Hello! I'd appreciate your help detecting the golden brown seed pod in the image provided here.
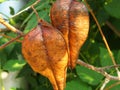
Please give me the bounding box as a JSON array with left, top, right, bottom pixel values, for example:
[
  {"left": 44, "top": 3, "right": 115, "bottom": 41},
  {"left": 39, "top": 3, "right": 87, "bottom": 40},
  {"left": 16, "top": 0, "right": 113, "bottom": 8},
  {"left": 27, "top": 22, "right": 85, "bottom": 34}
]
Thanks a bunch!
[
  {"left": 50, "top": 0, "right": 89, "bottom": 69},
  {"left": 22, "top": 20, "right": 68, "bottom": 90}
]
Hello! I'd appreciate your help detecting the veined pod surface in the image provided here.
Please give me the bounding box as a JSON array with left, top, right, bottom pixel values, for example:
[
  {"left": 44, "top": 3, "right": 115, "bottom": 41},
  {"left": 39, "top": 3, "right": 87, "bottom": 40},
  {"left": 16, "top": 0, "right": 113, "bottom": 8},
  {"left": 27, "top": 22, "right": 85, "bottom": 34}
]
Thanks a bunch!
[
  {"left": 50, "top": 0, "right": 89, "bottom": 69},
  {"left": 22, "top": 20, "right": 68, "bottom": 90}
]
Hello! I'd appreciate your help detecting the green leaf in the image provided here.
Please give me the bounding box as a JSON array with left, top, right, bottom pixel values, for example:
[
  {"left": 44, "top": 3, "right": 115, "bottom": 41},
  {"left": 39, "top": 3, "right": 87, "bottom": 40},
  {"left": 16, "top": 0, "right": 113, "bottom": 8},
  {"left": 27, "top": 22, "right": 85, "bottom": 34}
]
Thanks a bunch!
[
  {"left": 99, "top": 45, "right": 113, "bottom": 66},
  {"left": 0, "top": 49, "right": 7, "bottom": 67},
  {"left": 76, "top": 65, "right": 103, "bottom": 85},
  {"left": 115, "top": 50, "right": 120, "bottom": 64},
  {"left": 9, "top": 6, "right": 15, "bottom": 15},
  {"left": 65, "top": 78, "right": 92, "bottom": 90},
  {"left": 105, "top": 80, "right": 120, "bottom": 90},
  {"left": 110, "top": 19, "right": 120, "bottom": 31},
  {"left": 96, "top": 8, "right": 109, "bottom": 25},
  {"left": 3, "top": 60, "right": 26, "bottom": 71},
  {"left": 24, "top": 14, "right": 37, "bottom": 33},
  {"left": 104, "top": 0, "right": 120, "bottom": 18}
]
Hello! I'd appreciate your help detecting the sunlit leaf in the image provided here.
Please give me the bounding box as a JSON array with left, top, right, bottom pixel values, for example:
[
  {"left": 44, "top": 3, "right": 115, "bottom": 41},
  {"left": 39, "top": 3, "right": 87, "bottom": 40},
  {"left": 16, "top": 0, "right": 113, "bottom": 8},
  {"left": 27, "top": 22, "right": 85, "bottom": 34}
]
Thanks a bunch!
[
  {"left": 76, "top": 65, "right": 103, "bottom": 85},
  {"left": 99, "top": 45, "right": 113, "bottom": 66},
  {"left": 65, "top": 78, "right": 92, "bottom": 90},
  {"left": 3, "top": 60, "right": 26, "bottom": 71}
]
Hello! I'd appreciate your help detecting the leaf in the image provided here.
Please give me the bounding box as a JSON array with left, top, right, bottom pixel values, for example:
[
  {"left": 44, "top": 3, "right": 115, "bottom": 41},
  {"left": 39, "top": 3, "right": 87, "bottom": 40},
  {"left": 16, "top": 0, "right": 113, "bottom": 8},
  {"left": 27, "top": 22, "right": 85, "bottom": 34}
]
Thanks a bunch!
[
  {"left": 0, "top": 49, "right": 7, "bottom": 67},
  {"left": 24, "top": 14, "right": 37, "bottom": 33},
  {"left": 105, "top": 80, "right": 120, "bottom": 90},
  {"left": 65, "top": 78, "right": 92, "bottom": 90},
  {"left": 3, "top": 60, "right": 26, "bottom": 71},
  {"left": 21, "top": 0, "right": 50, "bottom": 28},
  {"left": 99, "top": 45, "right": 113, "bottom": 66},
  {"left": 76, "top": 65, "right": 103, "bottom": 85},
  {"left": 104, "top": 0, "right": 120, "bottom": 19},
  {"left": 9, "top": 6, "right": 15, "bottom": 15},
  {"left": 17, "top": 64, "right": 34, "bottom": 78},
  {"left": 110, "top": 19, "right": 120, "bottom": 31},
  {"left": 96, "top": 8, "right": 109, "bottom": 25},
  {"left": 115, "top": 50, "right": 120, "bottom": 64}
]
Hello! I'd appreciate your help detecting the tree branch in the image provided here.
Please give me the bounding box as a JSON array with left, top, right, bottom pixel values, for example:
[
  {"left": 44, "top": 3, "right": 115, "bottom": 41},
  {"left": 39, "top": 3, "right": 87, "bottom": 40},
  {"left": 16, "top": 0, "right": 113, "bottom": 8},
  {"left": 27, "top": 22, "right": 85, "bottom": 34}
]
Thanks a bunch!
[
  {"left": 0, "top": 16, "right": 24, "bottom": 35},
  {"left": 100, "top": 78, "right": 110, "bottom": 90},
  {"left": 77, "top": 59, "right": 120, "bottom": 80},
  {"left": 0, "top": 35, "right": 23, "bottom": 49},
  {"left": 0, "top": 34, "right": 22, "bottom": 42}
]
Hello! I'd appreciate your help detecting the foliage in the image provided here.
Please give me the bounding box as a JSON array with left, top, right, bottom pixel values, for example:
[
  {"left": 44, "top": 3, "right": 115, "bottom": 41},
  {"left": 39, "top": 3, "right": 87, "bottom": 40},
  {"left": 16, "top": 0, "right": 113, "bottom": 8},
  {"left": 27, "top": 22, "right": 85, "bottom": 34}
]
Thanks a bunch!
[{"left": 0, "top": 0, "right": 120, "bottom": 90}]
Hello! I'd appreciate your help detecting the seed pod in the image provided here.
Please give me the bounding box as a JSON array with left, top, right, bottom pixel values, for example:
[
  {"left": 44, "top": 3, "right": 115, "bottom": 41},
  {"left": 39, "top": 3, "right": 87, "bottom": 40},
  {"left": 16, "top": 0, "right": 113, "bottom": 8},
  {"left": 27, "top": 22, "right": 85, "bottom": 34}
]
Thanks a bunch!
[
  {"left": 50, "top": 0, "right": 89, "bottom": 69},
  {"left": 22, "top": 20, "right": 68, "bottom": 90}
]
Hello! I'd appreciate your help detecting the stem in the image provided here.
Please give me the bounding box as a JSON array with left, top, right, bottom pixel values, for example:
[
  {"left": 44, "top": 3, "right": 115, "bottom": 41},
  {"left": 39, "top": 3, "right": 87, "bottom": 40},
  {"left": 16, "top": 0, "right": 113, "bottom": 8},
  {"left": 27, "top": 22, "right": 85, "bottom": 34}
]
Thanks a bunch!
[
  {"left": 0, "top": 34, "right": 22, "bottom": 42},
  {"left": 0, "top": 16, "right": 24, "bottom": 35},
  {"left": 0, "top": 35, "right": 24, "bottom": 49},
  {"left": 100, "top": 78, "right": 110, "bottom": 90}
]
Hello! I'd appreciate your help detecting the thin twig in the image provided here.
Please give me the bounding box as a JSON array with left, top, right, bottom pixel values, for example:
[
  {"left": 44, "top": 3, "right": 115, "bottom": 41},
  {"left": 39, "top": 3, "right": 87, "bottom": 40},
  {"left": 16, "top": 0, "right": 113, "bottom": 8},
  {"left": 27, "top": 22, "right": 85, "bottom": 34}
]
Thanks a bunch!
[
  {"left": 0, "top": 16, "right": 24, "bottom": 35},
  {"left": 106, "top": 21, "right": 120, "bottom": 37},
  {"left": 100, "top": 78, "right": 110, "bottom": 90},
  {"left": 84, "top": 0, "right": 120, "bottom": 78},
  {"left": 101, "top": 64, "right": 120, "bottom": 70},
  {"left": 31, "top": 5, "right": 40, "bottom": 23},
  {"left": 77, "top": 59, "right": 120, "bottom": 80},
  {"left": 0, "top": 35, "right": 23, "bottom": 49},
  {"left": 10, "top": 0, "right": 41, "bottom": 19},
  {"left": 0, "top": 34, "right": 22, "bottom": 42}
]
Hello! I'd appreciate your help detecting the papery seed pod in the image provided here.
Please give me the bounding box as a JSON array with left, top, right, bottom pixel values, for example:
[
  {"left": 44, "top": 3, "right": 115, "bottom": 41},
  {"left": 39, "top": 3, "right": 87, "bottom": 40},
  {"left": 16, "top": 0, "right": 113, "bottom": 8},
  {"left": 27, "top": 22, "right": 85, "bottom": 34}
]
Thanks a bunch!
[
  {"left": 50, "top": 0, "right": 89, "bottom": 69},
  {"left": 22, "top": 20, "right": 68, "bottom": 90}
]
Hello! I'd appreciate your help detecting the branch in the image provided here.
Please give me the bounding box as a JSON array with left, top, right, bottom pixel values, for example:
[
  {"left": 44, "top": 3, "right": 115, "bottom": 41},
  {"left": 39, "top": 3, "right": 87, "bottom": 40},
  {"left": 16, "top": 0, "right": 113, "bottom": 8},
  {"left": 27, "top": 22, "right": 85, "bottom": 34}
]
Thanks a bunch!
[
  {"left": 77, "top": 59, "right": 120, "bottom": 80},
  {"left": 100, "top": 78, "right": 110, "bottom": 90},
  {"left": 0, "top": 34, "right": 22, "bottom": 42},
  {"left": 0, "top": 35, "right": 23, "bottom": 49},
  {"left": 84, "top": 0, "right": 120, "bottom": 77},
  {"left": 0, "top": 16, "right": 24, "bottom": 35}
]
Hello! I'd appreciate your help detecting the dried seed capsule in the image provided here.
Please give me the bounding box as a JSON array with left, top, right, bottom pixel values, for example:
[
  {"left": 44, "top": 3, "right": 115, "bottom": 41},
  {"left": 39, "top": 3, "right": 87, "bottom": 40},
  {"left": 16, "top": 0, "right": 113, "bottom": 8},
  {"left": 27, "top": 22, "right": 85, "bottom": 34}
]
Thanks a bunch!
[
  {"left": 22, "top": 20, "right": 68, "bottom": 90},
  {"left": 50, "top": 0, "right": 89, "bottom": 69}
]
